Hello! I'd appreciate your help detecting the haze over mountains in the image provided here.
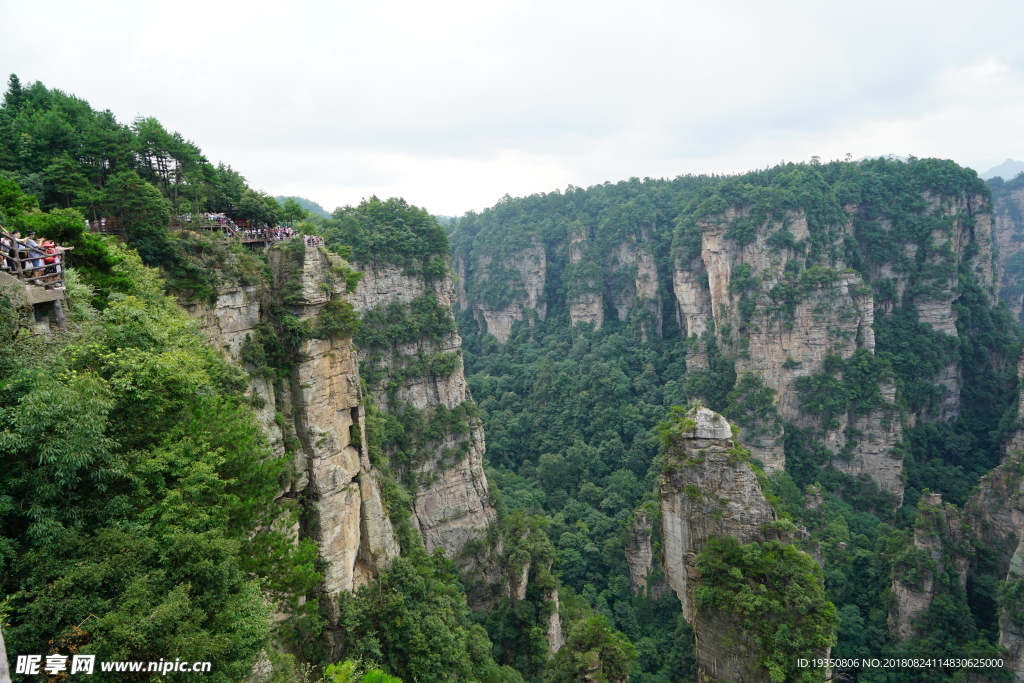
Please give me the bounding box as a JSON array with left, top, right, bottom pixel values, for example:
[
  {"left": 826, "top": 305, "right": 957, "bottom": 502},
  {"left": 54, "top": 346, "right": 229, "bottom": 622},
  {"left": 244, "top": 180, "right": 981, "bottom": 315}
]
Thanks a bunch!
[{"left": 981, "top": 159, "right": 1024, "bottom": 180}]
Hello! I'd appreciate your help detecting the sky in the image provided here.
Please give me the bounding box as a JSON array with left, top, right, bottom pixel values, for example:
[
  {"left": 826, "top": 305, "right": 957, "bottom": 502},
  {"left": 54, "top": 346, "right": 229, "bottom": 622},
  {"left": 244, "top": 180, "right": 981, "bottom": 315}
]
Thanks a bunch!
[{"left": 3, "top": 0, "right": 1024, "bottom": 216}]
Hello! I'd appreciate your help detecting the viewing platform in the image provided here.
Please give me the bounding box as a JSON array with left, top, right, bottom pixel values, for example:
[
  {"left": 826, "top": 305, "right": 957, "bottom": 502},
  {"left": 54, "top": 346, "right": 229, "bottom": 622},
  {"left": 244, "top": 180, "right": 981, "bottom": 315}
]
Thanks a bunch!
[{"left": 1, "top": 227, "right": 68, "bottom": 331}]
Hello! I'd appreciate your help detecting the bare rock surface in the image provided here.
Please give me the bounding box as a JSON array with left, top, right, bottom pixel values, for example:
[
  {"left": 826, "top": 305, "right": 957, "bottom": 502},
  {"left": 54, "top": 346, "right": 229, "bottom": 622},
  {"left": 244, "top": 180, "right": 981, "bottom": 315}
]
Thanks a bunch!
[{"left": 353, "top": 262, "right": 498, "bottom": 559}]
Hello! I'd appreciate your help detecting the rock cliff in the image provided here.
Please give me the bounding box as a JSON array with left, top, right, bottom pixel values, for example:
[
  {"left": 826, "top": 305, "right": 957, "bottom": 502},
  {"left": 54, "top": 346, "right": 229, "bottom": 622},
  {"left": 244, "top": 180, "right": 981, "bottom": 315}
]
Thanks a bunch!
[
  {"left": 660, "top": 407, "right": 827, "bottom": 682},
  {"left": 454, "top": 171, "right": 995, "bottom": 505},
  {"left": 694, "top": 208, "right": 898, "bottom": 479},
  {"left": 351, "top": 261, "right": 497, "bottom": 558},
  {"left": 468, "top": 243, "right": 547, "bottom": 344},
  {"left": 181, "top": 244, "right": 400, "bottom": 644},
  {"left": 624, "top": 509, "right": 654, "bottom": 592},
  {"left": 888, "top": 493, "right": 970, "bottom": 641},
  {"left": 991, "top": 181, "right": 1024, "bottom": 323},
  {"left": 964, "top": 354, "right": 1024, "bottom": 679},
  {"left": 180, "top": 242, "right": 499, "bottom": 647},
  {"left": 968, "top": 455, "right": 1024, "bottom": 681}
]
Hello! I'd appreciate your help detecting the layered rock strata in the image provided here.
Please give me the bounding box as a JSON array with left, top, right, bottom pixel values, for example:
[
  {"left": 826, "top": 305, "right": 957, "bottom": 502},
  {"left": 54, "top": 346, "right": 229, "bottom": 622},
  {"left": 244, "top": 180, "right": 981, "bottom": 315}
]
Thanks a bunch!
[{"left": 352, "top": 261, "right": 497, "bottom": 558}]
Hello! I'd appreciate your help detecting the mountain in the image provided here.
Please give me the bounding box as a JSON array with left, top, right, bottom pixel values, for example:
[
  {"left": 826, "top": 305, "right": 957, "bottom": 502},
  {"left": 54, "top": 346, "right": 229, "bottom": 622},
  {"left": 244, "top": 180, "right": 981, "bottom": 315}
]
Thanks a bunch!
[
  {"left": 6, "top": 72, "right": 1024, "bottom": 683},
  {"left": 451, "top": 158, "right": 1019, "bottom": 681},
  {"left": 980, "top": 158, "right": 1024, "bottom": 181},
  {"left": 274, "top": 195, "right": 332, "bottom": 218}
]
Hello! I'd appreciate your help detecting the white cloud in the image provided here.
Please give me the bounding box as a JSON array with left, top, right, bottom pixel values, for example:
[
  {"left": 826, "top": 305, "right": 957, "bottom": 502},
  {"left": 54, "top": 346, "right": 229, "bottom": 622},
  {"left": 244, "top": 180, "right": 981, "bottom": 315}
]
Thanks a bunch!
[{"left": 3, "top": 0, "right": 1024, "bottom": 213}]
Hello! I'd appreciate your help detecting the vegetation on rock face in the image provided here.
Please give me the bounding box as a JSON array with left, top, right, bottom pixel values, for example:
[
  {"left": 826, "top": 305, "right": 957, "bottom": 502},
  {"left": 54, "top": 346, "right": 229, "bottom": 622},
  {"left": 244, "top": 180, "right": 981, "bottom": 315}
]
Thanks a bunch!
[
  {"left": 0, "top": 245, "right": 319, "bottom": 682},
  {"left": 451, "top": 158, "right": 1021, "bottom": 682},
  {"left": 695, "top": 536, "right": 837, "bottom": 683}
]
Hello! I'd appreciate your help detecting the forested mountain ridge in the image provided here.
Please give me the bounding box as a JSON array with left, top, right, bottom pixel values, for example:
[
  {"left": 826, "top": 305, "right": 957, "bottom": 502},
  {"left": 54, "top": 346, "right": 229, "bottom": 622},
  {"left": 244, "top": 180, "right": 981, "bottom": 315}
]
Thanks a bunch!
[
  {"left": 0, "top": 76, "right": 638, "bottom": 683},
  {"left": 451, "top": 160, "right": 1024, "bottom": 681}
]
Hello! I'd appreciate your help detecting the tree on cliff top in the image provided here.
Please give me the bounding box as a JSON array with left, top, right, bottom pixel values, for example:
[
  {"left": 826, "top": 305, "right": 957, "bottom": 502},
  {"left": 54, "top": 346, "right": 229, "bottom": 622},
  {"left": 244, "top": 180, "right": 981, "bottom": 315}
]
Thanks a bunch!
[{"left": 325, "top": 196, "right": 449, "bottom": 278}]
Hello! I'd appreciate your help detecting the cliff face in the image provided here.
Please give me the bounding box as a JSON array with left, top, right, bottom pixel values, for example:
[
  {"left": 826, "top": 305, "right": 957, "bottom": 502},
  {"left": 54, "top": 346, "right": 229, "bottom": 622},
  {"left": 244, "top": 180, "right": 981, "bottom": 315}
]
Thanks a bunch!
[
  {"left": 695, "top": 208, "right": 900, "bottom": 481},
  {"left": 352, "top": 262, "right": 497, "bottom": 558},
  {"left": 967, "top": 458, "right": 1024, "bottom": 681},
  {"left": 180, "top": 243, "right": 498, "bottom": 645},
  {"left": 992, "top": 183, "right": 1024, "bottom": 323},
  {"left": 624, "top": 509, "right": 654, "bottom": 592},
  {"left": 468, "top": 244, "right": 547, "bottom": 344},
  {"left": 181, "top": 245, "right": 400, "bottom": 644},
  {"left": 660, "top": 407, "right": 818, "bottom": 683},
  {"left": 964, "top": 354, "right": 1024, "bottom": 679},
  {"left": 888, "top": 493, "right": 970, "bottom": 641},
  {"left": 454, "top": 172, "right": 995, "bottom": 508}
]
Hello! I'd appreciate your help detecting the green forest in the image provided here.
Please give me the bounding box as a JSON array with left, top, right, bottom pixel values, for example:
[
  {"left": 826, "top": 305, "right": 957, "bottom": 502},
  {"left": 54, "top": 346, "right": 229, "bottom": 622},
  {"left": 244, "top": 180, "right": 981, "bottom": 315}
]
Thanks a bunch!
[{"left": 2, "top": 74, "right": 1024, "bottom": 683}]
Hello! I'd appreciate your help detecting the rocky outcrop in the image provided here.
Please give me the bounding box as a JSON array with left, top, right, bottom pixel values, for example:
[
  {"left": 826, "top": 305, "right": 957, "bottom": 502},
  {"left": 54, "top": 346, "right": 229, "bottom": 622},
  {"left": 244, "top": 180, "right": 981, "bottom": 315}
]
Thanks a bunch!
[
  {"left": 660, "top": 408, "right": 778, "bottom": 618},
  {"left": 888, "top": 493, "right": 970, "bottom": 641},
  {"left": 691, "top": 208, "right": 901, "bottom": 484},
  {"left": 181, "top": 244, "right": 401, "bottom": 646},
  {"left": 965, "top": 354, "right": 1024, "bottom": 679},
  {"left": 546, "top": 589, "right": 565, "bottom": 654},
  {"left": 624, "top": 509, "right": 654, "bottom": 592},
  {"left": 566, "top": 229, "right": 604, "bottom": 330},
  {"left": 608, "top": 240, "right": 662, "bottom": 340},
  {"left": 1004, "top": 355, "right": 1024, "bottom": 458},
  {"left": 969, "top": 455, "right": 1024, "bottom": 681},
  {"left": 993, "top": 185, "right": 1024, "bottom": 323},
  {"left": 661, "top": 408, "right": 811, "bottom": 682},
  {"left": 1000, "top": 544, "right": 1024, "bottom": 683},
  {"left": 353, "top": 262, "right": 497, "bottom": 559},
  {"left": 674, "top": 257, "right": 711, "bottom": 339},
  {"left": 470, "top": 245, "right": 547, "bottom": 344}
]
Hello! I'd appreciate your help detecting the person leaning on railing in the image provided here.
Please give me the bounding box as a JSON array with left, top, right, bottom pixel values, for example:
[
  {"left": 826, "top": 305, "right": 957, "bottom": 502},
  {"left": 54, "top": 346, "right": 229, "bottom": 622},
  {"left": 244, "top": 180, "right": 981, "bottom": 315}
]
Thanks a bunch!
[{"left": 1, "top": 230, "right": 13, "bottom": 271}]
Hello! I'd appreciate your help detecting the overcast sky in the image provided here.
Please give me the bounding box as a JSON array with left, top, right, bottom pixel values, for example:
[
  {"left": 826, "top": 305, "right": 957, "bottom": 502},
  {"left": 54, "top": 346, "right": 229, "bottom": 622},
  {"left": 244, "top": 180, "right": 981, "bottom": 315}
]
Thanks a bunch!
[{"left": 3, "top": 0, "right": 1024, "bottom": 215}]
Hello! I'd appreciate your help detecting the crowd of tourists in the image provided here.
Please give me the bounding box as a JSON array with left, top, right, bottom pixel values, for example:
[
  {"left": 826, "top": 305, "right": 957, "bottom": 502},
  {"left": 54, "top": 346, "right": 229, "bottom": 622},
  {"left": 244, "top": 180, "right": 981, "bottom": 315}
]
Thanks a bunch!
[
  {"left": 304, "top": 235, "right": 323, "bottom": 247},
  {"left": 244, "top": 226, "right": 296, "bottom": 241},
  {"left": 173, "top": 212, "right": 231, "bottom": 226},
  {"left": 0, "top": 228, "right": 71, "bottom": 287}
]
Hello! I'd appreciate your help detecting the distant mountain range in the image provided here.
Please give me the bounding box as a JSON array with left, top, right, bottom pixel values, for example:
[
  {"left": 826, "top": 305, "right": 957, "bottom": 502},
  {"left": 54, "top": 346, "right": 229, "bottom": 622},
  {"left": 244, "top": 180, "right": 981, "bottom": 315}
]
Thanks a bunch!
[
  {"left": 979, "top": 159, "right": 1024, "bottom": 181},
  {"left": 274, "top": 195, "right": 331, "bottom": 218}
]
